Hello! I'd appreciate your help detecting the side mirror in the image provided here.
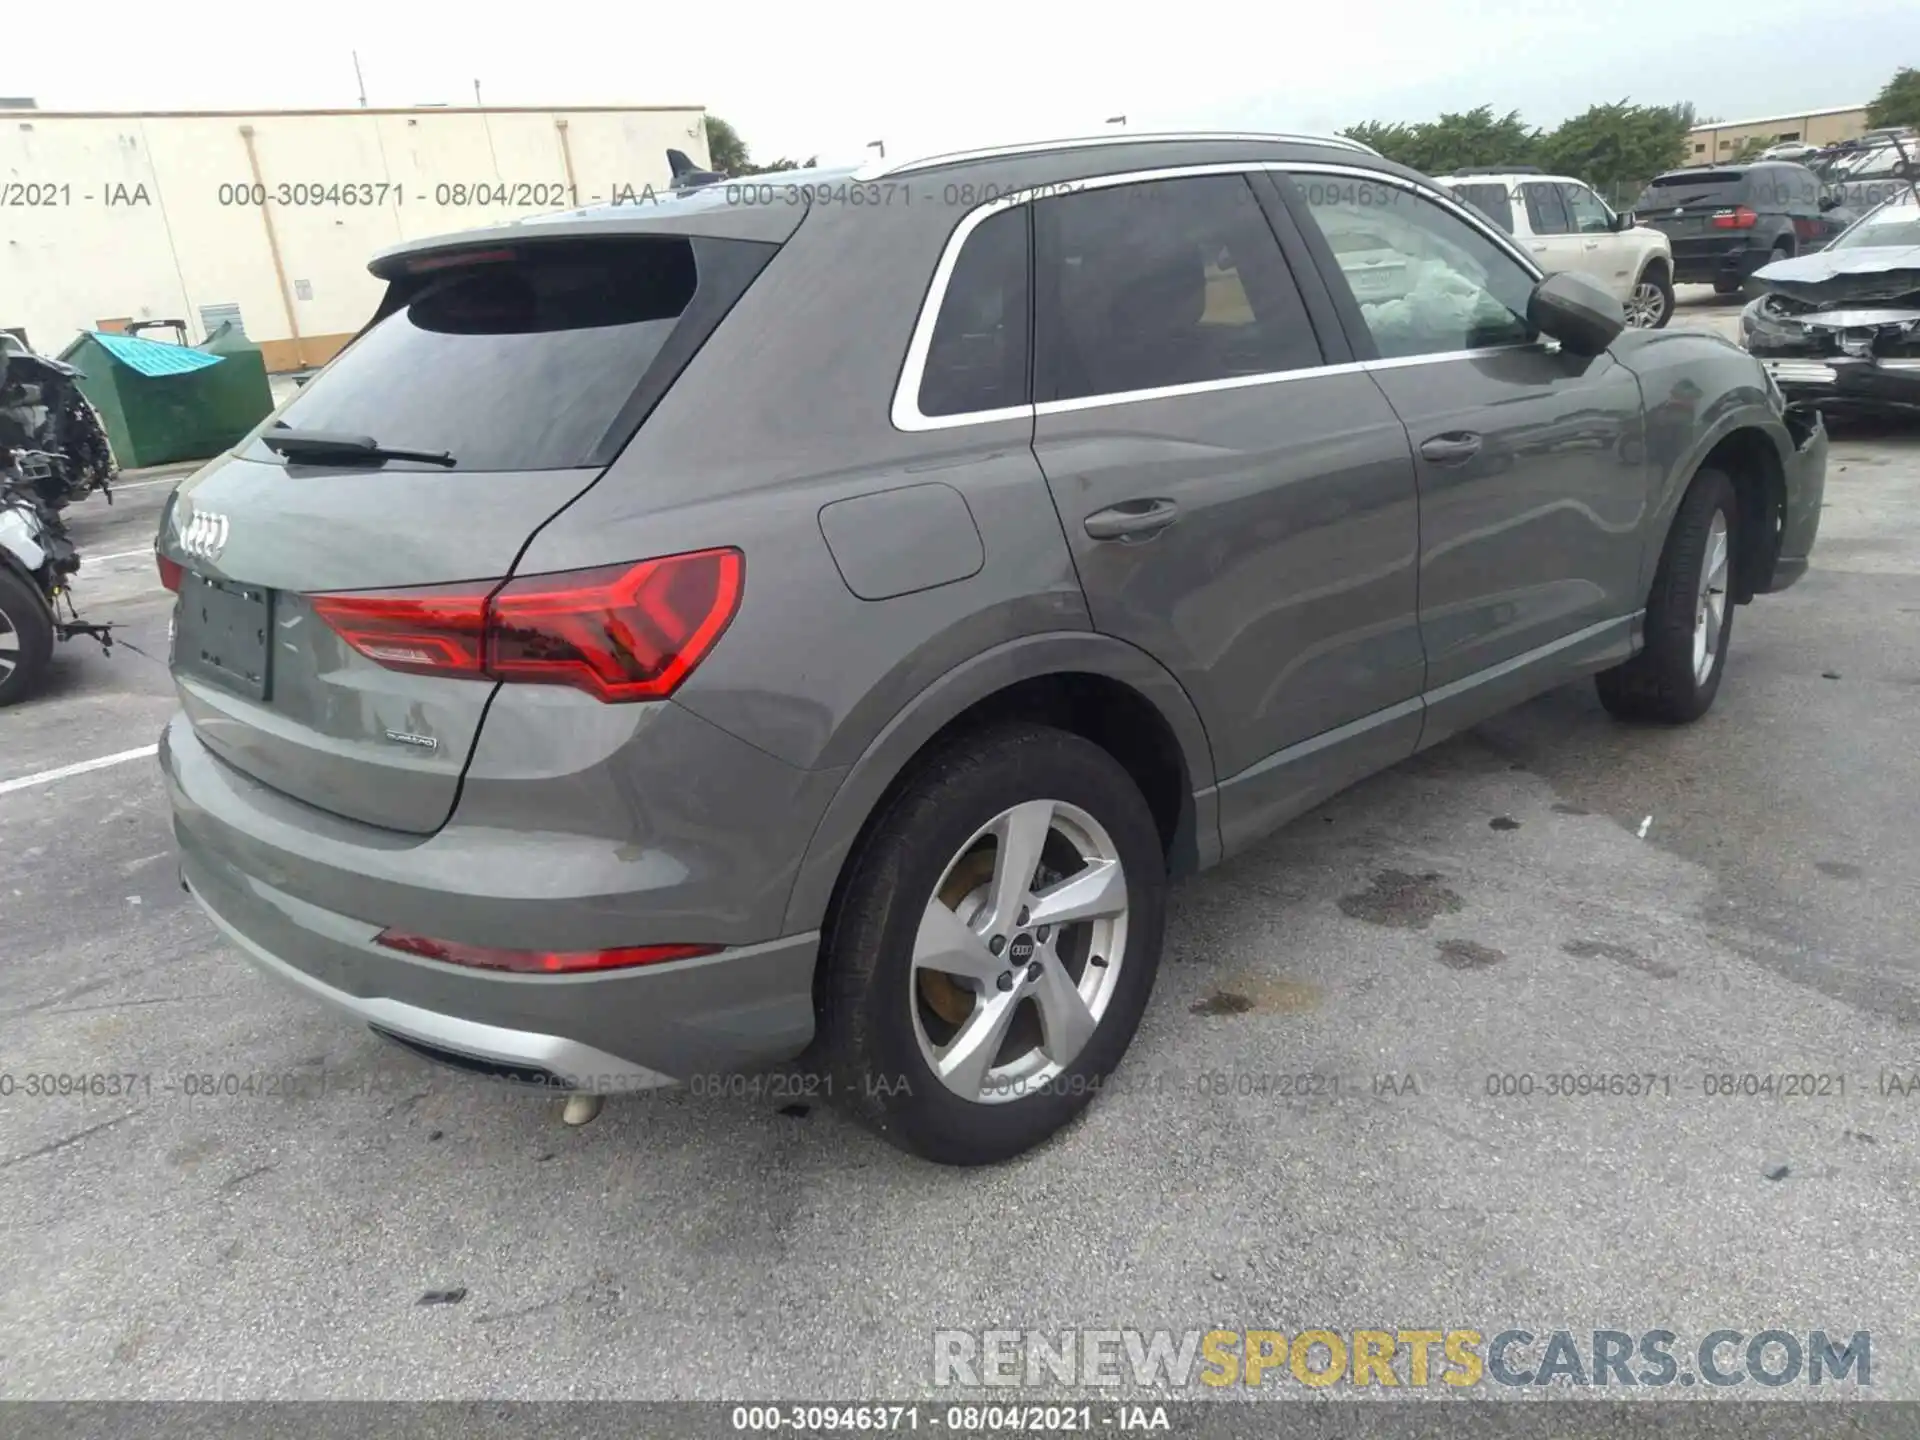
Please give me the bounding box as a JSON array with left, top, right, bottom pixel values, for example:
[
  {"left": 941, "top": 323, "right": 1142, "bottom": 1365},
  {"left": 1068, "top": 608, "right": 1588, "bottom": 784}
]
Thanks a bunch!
[
  {"left": 1818, "top": 194, "right": 1840, "bottom": 212},
  {"left": 1611, "top": 209, "right": 1637, "bottom": 231},
  {"left": 1528, "top": 271, "right": 1624, "bottom": 356}
]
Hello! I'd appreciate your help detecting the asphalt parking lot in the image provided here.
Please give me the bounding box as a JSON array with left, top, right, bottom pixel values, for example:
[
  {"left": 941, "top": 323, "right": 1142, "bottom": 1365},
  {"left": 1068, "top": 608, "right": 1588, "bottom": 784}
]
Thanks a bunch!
[{"left": 3, "top": 286, "right": 1917, "bottom": 1402}]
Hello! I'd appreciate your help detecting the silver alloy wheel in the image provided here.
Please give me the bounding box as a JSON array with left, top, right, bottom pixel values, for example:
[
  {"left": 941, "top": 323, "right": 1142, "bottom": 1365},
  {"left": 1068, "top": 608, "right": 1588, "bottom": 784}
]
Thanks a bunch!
[
  {"left": 1693, "top": 509, "right": 1730, "bottom": 684},
  {"left": 910, "top": 799, "right": 1129, "bottom": 1104},
  {"left": 0, "top": 601, "right": 18, "bottom": 682},
  {"left": 1625, "top": 279, "right": 1668, "bottom": 328}
]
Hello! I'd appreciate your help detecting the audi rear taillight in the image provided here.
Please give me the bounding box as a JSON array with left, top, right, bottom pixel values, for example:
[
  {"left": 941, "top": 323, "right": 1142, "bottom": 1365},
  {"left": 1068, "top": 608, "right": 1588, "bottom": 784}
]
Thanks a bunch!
[
  {"left": 374, "top": 930, "right": 718, "bottom": 974},
  {"left": 1712, "top": 206, "right": 1759, "bottom": 229},
  {"left": 156, "top": 552, "right": 183, "bottom": 593},
  {"left": 308, "top": 547, "right": 742, "bottom": 702}
]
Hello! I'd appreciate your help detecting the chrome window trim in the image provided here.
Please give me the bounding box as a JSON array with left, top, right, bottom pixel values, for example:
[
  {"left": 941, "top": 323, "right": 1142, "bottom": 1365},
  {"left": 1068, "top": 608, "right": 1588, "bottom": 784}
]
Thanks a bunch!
[
  {"left": 857, "top": 131, "right": 1377, "bottom": 182},
  {"left": 890, "top": 160, "right": 1546, "bottom": 433}
]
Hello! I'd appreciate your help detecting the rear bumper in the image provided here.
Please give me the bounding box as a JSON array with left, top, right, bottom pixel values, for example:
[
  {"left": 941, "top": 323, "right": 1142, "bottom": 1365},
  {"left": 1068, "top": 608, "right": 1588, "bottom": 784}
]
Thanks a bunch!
[
  {"left": 181, "top": 849, "right": 819, "bottom": 1089},
  {"left": 163, "top": 708, "right": 827, "bottom": 1085},
  {"left": 1669, "top": 243, "right": 1768, "bottom": 286},
  {"left": 1762, "top": 356, "right": 1920, "bottom": 419}
]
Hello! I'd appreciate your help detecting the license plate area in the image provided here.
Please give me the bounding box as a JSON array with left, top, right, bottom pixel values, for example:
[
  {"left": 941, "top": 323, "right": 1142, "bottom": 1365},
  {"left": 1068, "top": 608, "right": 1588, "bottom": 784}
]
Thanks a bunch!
[{"left": 179, "top": 571, "right": 272, "bottom": 702}]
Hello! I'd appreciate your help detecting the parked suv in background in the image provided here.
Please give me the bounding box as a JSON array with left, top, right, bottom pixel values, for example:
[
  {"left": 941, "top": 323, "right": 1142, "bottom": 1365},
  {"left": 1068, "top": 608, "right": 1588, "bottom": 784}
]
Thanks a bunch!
[
  {"left": 158, "top": 132, "right": 1827, "bottom": 1166},
  {"left": 1634, "top": 161, "right": 1847, "bottom": 294},
  {"left": 1435, "top": 167, "right": 1676, "bottom": 327}
]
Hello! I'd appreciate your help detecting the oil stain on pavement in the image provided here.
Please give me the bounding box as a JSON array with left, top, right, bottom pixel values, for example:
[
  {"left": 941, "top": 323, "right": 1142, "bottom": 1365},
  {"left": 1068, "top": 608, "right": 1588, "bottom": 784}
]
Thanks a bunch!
[{"left": 1338, "top": 870, "right": 1464, "bottom": 929}]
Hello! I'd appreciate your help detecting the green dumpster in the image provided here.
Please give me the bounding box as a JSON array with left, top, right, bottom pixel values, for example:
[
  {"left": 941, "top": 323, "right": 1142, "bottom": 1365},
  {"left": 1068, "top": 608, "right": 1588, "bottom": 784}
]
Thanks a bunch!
[{"left": 57, "top": 327, "right": 275, "bottom": 469}]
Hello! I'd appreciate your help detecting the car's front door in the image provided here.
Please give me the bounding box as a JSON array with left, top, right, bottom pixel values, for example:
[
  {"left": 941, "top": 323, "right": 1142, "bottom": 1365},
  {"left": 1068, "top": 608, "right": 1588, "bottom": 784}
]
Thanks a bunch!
[
  {"left": 1560, "top": 181, "right": 1632, "bottom": 299},
  {"left": 1279, "top": 170, "right": 1651, "bottom": 746},
  {"left": 1519, "top": 181, "right": 1584, "bottom": 277},
  {"left": 1027, "top": 170, "right": 1427, "bottom": 851}
]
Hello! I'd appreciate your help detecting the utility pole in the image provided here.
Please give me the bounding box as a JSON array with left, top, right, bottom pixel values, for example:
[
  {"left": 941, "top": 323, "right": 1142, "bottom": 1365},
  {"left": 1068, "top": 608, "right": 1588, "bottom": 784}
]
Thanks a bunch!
[
  {"left": 867, "top": 139, "right": 886, "bottom": 158},
  {"left": 352, "top": 51, "right": 367, "bottom": 107}
]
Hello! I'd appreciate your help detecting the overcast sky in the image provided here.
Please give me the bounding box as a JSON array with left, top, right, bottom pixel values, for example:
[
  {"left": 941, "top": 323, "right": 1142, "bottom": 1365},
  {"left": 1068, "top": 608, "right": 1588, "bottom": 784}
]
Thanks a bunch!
[{"left": 4, "top": 0, "right": 1915, "bottom": 166}]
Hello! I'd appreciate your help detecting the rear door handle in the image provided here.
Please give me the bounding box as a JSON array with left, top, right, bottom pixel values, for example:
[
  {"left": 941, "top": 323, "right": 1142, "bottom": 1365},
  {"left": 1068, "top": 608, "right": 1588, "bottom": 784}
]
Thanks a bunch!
[
  {"left": 1084, "top": 498, "right": 1180, "bottom": 541},
  {"left": 1419, "top": 432, "right": 1483, "bottom": 465}
]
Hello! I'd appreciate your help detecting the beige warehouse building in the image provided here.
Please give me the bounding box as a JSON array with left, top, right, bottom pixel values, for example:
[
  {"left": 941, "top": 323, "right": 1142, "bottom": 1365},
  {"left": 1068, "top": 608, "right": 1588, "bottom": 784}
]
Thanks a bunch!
[
  {"left": 1, "top": 103, "right": 709, "bottom": 372},
  {"left": 1685, "top": 104, "right": 1870, "bottom": 160}
]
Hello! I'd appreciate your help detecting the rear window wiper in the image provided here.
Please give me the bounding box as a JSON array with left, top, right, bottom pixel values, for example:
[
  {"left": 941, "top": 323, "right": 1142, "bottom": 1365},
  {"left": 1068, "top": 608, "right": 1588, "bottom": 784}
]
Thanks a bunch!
[{"left": 261, "top": 425, "right": 457, "bottom": 468}]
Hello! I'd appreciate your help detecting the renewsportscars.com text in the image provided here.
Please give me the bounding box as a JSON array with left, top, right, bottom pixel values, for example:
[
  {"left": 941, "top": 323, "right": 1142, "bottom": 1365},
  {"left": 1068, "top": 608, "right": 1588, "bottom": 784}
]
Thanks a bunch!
[{"left": 933, "top": 1327, "right": 1871, "bottom": 1389}]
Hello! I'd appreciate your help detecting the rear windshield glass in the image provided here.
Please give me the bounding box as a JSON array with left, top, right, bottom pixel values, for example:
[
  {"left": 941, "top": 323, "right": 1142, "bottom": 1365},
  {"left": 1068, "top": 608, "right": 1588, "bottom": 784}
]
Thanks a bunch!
[
  {"left": 1447, "top": 183, "right": 1516, "bottom": 233},
  {"left": 1635, "top": 171, "right": 1748, "bottom": 209},
  {"left": 247, "top": 238, "right": 697, "bottom": 472}
]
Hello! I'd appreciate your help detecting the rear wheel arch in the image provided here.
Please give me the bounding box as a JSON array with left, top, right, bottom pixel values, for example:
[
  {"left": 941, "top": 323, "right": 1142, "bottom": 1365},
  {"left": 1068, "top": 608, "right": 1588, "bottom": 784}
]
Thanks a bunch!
[{"left": 780, "top": 635, "right": 1219, "bottom": 938}]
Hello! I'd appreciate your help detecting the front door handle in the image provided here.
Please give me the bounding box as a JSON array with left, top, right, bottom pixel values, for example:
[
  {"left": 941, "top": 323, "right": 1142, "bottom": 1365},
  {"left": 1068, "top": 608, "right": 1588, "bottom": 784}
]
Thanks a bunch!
[
  {"left": 1084, "top": 498, "right": 1180, "bottom": 541},
  {"left": 1419, "top": 432, "right": 1483, "bottom": 465}
]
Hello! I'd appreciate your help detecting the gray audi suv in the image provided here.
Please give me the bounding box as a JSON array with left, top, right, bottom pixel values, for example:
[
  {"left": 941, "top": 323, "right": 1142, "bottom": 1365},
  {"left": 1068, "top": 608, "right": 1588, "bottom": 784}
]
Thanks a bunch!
[{"left": 158, "top": 132, "right": 1827, "bottom": 1164}]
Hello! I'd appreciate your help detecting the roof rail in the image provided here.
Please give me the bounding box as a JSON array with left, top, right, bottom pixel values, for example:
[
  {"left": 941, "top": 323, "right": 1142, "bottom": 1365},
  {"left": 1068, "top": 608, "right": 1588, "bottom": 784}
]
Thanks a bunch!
[{"left": 854, "top": 130, "right": 1379, "bottom": 180}]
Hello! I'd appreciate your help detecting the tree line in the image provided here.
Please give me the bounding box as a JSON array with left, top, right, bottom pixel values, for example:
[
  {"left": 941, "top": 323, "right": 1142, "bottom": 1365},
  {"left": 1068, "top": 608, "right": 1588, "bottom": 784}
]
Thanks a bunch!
[{"left": 701, "top": 67, "right": 1920, "bottom": 197}]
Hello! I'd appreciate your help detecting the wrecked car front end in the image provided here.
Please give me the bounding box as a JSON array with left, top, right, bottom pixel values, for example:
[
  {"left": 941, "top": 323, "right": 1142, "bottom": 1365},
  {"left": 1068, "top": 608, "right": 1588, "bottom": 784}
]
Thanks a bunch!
[{"left": 1741, "top": 196, "right": 1920, "bottom": 418}]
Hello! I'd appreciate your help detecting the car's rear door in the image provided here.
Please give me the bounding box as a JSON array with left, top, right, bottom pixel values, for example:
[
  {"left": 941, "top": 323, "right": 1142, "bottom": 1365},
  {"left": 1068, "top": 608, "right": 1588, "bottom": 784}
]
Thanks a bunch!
[
  {"left": 162, "top": 223, "right": 782, "bottom": 834},
  {"left": 1636, "top": 169, "right": 1758, "bottom": 275},
  {"left": 1276, "top": 168, "right": 1651, "bottom": 746},
  {"left": 1026, "top": 168, "right": 1426, "bottom": 849}
]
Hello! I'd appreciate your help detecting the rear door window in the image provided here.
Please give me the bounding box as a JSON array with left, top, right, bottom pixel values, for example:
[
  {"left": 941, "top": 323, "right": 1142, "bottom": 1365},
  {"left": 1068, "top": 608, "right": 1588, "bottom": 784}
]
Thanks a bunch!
[
  {"left": 248, "top": 237, "right": 703, "bottom": 472},
  {"left": 1522, "top": 183, "right": 1572, "bottom": 235},
  {"left": 1031, "top": 174, "right": 1324, "bottom": 403},
  {"left": 1447, "top": 183, "right": 1517, "bottom": 234},
  {"left": 917, "top": 206, "right": 1031, "bottom": 418}
]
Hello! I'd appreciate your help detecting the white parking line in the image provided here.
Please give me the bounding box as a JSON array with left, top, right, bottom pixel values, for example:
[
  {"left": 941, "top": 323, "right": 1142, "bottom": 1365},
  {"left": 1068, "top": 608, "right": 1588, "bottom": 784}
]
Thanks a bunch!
[
  {"left": 0, "top": 745, "right": 160, "bottom": 796},
  {"left": 80, "top": 547, "right": 157, "bottom": 567}
]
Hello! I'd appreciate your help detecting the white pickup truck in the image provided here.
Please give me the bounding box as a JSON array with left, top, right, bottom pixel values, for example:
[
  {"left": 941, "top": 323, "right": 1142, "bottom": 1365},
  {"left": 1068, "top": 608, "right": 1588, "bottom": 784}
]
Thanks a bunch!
[{"left": 1435, "top": 167, "right": 1676, "bottom": 328}]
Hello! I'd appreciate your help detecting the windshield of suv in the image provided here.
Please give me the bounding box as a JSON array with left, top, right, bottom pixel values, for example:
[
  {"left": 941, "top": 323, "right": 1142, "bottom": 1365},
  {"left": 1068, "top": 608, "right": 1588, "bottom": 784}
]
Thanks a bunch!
[
  {"left": 1833, "top": 191, "right": 1920, "bottom": 249},
  {"left": 245, "top": 237, "right": 700, "bottom": 472}
]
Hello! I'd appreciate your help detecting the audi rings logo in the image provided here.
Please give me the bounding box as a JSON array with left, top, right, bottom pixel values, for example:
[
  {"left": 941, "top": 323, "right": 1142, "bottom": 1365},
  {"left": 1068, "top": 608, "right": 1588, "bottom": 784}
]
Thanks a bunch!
[{"left": 176, "top": 509, "right": 230, "bottom": 563}]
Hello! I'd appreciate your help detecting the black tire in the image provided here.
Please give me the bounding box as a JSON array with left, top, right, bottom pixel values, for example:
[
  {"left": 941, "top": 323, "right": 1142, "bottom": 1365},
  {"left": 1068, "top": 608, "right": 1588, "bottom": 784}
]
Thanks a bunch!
[
  {"left": 1631, "top": 262, "right": 1675, "bottom": 329},
  {"left": 817, "top": 722, "right": 1167, "bottom": 1166},
  {"left": 1596, "top": 467, "right": 1738, "bottom": 724},
  {"left": 1712, "top": 275, "right": 1744, "bottom": 296},
  {"left": 0, "top": 565, "right": 55, "bottom": 707}
]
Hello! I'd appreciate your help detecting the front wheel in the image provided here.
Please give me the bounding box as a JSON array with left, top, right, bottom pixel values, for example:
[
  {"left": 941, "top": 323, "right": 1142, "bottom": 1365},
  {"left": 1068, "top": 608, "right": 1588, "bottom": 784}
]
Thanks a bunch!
[
  {"left": 817, "top": 723, "right": 1167, "bottom": 1165},
  {"left": 0, "top": 566, "right": 55, "bottom": 707},
  {"left": 1596, "top": 467, "right": 1737, "bottom": 724},
  {"left": 1625, "top": 265, "right": 1674, "bottom": 328}
]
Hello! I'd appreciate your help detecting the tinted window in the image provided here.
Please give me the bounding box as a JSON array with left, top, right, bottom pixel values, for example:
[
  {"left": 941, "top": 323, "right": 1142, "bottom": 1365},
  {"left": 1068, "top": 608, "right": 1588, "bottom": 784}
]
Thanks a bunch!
[
  {"left": 1297, "top": 183, "right": 1536, "bottom": 360},
  {"left": 1523, "top": 182, "right": 1572, "bottom": 235},
  {"left": 1032, "top": 175, "right": 1322, "bottom": 403},
  {"left": 1635, "top": 171, "right": 1747, "bottom": 210},
  {"left": 1561, "top": 183, "right": 1613, "bottom": 234},
  {"left": 1448, "top": 183, "right": 1516, "bottom": 233},
  {"left": 254, "top": 239, "right": 699, "bottom": 472},
  {"left": 918, "top": 206, "right": 1031, "bottom": 417}
]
